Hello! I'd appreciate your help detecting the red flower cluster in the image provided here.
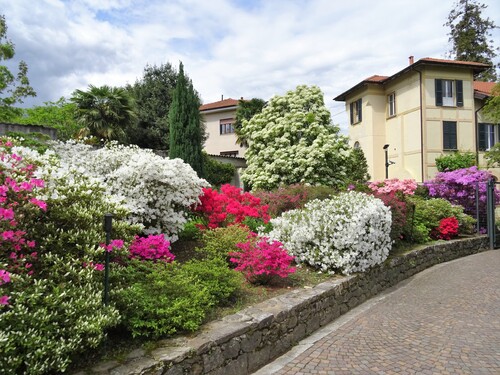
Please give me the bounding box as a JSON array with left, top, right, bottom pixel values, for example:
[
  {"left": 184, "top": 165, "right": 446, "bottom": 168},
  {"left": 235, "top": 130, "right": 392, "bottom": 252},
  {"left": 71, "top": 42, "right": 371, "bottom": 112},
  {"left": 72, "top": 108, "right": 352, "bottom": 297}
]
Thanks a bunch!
[
  {"left": 194, "top": 184, "right": 270, "bottom": 229},
  {"left": 229, "top": 236, "right": 296, "bottom": 284},
  {"left": 437, "top": 217, "right": 459, "bottom": 240}
]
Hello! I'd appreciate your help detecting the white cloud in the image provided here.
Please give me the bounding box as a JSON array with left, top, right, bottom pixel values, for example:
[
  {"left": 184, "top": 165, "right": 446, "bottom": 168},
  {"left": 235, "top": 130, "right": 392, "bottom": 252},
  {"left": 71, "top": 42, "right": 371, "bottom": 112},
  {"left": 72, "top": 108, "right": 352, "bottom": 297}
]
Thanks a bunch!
[{"left": 1, "top": 0, "right": 499, "bottom": 133}]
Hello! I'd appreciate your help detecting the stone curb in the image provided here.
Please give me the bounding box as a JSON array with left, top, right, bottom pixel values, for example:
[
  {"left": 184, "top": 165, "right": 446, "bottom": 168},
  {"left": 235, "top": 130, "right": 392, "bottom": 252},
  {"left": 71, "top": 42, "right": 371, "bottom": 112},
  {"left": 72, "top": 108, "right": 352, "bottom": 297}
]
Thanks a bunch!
[{"left": 77, "top": 236, "right": 489, "bottom": 375}]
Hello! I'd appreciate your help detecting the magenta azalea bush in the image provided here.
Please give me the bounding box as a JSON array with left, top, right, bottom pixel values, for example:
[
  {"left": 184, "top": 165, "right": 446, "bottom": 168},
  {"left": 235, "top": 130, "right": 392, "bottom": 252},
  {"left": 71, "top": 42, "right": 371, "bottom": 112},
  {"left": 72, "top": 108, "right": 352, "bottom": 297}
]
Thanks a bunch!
[
  {"left": 368, "top": 178, "right": 417, "bottom": 195},
  {"left": 230, "top": 236, "right": 296, "bottom": 284},
  {"left": 424, "top": 166, "right": 500, "bottom": 216},
  {"left": 129, "top": 234, "right": 175, "bottom": 262}
]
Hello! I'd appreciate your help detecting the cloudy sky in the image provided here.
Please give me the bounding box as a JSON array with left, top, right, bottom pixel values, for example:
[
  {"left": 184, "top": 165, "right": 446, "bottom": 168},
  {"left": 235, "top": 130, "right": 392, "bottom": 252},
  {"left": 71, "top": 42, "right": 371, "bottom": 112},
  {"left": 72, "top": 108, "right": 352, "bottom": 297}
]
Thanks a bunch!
[{"left": 2, "top": 0, "right": 500, "bottom": 131}]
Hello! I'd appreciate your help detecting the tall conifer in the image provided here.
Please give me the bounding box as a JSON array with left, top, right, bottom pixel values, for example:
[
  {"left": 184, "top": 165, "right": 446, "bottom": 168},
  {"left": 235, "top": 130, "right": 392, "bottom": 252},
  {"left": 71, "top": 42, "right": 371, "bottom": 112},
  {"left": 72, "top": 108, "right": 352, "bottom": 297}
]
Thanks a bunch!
[{"left": 168, "top": 62, "right": 205, "bottom": 177}]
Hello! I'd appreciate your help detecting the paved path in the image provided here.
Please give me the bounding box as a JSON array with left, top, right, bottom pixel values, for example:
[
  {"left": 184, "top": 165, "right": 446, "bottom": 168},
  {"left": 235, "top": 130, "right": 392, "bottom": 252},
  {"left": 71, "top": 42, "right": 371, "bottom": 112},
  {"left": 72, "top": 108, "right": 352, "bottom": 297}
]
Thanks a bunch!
[{"left": 253, "top": 250, "right": 500, "bottom": 375}]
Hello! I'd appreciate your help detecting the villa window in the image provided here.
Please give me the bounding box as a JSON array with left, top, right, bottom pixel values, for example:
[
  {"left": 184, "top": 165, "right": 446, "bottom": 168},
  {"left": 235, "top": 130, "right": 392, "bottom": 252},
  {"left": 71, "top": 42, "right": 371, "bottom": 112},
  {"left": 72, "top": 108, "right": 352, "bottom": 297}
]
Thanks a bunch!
[
  {"left": 443, "top": 121, "right": 457, "bottom": 150},
  {"left": 220, "top": 150, "right": 239, "bottom": 157},
  {"left": 219, "top": 118, "right": 235, "bottom": 134},
  {"left": 387, "top": 92, "right": 396, "bottom": 117},
  {"left": 478, "top": 123, "right": 499, "bottom": 151},
  {"left": 350, "top": 98, "right": 362, "bottom": 125},
  {"left": 435, "top": 79, "right": 463, "bottom": 107}
]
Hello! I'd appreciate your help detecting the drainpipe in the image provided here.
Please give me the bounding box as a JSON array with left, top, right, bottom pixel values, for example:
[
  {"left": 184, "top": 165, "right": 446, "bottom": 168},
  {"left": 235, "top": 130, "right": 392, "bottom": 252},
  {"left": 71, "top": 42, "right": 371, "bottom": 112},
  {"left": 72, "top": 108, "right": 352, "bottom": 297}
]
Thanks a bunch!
[
  {"left": 412, "top": 67, "right": 424, "bottom": 182},
  {"left": 475, "top": 102, "right": 486, "bottom": 166}
]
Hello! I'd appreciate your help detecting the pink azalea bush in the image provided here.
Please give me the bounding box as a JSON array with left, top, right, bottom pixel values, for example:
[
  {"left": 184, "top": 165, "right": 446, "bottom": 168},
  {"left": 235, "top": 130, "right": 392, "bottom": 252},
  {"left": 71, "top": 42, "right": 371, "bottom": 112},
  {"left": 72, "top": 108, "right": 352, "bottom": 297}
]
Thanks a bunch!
[
  {"left": 0, "top": 140, "right": 46, "bottom": 306},
  {"left": 229, "top": 236, "right": 296, "bottom": 284},
  {"left": 194, "top": 184, "right": 270, "bottom": 229},
  {"left": 129, "top": 234, "right": 175, "bottom": 262},
  {"left": 368, "top": 178, "right": 418, "bottom": 195}
]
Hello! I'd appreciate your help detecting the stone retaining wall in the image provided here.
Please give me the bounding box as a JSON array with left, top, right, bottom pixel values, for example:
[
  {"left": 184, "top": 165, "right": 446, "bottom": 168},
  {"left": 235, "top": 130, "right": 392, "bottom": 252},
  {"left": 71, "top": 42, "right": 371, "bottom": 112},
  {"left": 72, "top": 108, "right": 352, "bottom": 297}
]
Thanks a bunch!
[{"left": 83, "top": 236, "right": 489, "bottom": 375}]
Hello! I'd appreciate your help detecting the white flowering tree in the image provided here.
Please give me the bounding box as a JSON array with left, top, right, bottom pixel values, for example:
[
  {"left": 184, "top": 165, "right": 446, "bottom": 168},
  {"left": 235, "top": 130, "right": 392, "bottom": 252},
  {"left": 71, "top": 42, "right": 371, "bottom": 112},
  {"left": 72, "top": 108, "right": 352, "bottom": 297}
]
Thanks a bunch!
[{"left": 241, "top": 85, "right": 350, "bottom": 190}]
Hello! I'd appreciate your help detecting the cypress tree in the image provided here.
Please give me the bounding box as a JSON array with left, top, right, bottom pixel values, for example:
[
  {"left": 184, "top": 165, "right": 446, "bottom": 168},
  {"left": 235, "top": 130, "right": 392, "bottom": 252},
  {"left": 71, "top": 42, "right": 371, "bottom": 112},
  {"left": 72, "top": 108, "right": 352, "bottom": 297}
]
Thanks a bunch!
[{"left": 168, "top": 62, "right": 205, "bottom": 177}]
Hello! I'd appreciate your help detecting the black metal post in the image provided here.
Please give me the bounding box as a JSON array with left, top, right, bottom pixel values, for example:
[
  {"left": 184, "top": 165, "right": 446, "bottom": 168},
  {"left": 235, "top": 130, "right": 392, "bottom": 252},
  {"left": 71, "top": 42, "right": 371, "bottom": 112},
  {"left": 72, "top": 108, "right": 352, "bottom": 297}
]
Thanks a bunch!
[
  {"left": 383, "top": 144, "right": 389, "bottom": 179},
  {"left": 475, "top": 181, "right": 480, "bottom": 233},
  {"left": 103, "top": 213, "right": 113, "bottom": 305},
  {"left": 486, "top": 179, "right": 495, "bottom": 250}
]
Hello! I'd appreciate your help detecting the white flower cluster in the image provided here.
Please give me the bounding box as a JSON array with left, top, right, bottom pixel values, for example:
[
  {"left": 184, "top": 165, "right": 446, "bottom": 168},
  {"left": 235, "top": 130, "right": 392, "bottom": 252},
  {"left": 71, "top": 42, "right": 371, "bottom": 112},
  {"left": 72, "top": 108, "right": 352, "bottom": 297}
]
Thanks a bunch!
[
  {"left": 241, "top": 85, "right": 351, "bottom": 190},
  {"left": 49, "top": 141, "right": 208, "bottom": 237},
  {"left": 268, "top": 191, "right": 392, "bottom": 274}
]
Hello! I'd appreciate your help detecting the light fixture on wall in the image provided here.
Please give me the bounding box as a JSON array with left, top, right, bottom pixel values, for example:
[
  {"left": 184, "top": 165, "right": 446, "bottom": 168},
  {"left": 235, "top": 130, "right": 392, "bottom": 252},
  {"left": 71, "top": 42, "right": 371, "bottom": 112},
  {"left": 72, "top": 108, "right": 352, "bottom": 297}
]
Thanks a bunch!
[{"left": 383, "top": 144, "right": 395, "bottom": 179}]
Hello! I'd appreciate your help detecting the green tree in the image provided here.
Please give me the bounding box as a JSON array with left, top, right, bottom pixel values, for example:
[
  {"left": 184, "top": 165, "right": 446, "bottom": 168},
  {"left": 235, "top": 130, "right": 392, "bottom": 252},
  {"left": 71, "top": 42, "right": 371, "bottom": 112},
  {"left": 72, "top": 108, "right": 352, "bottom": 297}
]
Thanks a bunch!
[
  {"left": 345, "top": 147, "right": 370, "bottom": 183},
  {"left": 71, "top": 85, "right": 136, "bottom": 142},
  {"left": 202, "top": 152, "right": 235, "bottom": 187},
  {"left": 126, "top": 63, "right": 177, "bottom": 149},
  {"left": 241, "top": 85, "right": 350, "bottom": 190},
  {"left": 234, "top": 98, "right": 266, "bottom": 145},
  {"left": 435, "top": 151, "right": 477, "bottom": 172},
  {"left": 12, "top": 97, "right": 82, "bottom": 140},
  {"left": 0, "top": 15, "right": 36, "bottom": 121},
  {"left": 168, "top": 62, "right": 205, "bottom": 177},
  {"left": 482, "top": 82, "right": 500, "bottom": 123},
  {"left": 445, "top": 0, "right": 499, "bottom": 81}
]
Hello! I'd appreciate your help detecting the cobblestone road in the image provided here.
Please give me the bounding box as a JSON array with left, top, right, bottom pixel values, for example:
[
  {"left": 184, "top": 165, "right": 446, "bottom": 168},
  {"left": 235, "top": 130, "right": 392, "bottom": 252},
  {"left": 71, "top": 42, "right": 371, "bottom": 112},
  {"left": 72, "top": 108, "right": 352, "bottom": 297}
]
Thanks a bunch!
[{"left": 253, "top": 250, "right": 500, "bottom": 375}]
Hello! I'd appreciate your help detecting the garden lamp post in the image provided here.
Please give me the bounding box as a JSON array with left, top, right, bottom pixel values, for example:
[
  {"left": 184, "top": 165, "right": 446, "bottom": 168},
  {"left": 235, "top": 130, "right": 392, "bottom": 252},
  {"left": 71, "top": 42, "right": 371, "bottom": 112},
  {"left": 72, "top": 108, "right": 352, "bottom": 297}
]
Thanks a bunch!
[
  {"left": 383, "top": 144, "right": 395, "bottom": 179},
  {"left": 103, "top": 213, "right": 113, "bottom": 306}
]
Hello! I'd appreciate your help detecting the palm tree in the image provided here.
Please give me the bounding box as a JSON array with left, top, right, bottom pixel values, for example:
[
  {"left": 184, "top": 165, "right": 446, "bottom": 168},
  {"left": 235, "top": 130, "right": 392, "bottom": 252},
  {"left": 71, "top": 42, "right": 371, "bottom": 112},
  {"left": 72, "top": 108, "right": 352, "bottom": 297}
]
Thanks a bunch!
[{"left": 71, "top": 85, "right": 136, "bottom": 141}]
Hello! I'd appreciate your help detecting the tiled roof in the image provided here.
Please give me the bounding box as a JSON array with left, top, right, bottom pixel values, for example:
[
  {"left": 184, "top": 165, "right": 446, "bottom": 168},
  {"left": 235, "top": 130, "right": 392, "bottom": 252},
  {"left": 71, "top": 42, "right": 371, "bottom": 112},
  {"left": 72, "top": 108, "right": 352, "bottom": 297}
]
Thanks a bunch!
[
  {"left": 419, "top": 57, "right": 490, "bottom": 68},
  {"left": 199, "top": 98, "right": 239, "bottom": 111},
  {"left": 473, "top": 81, "right": 496, "bottom": 96},
  {"left": 334, "top": 57, "right": 492, "bottom": 101}
]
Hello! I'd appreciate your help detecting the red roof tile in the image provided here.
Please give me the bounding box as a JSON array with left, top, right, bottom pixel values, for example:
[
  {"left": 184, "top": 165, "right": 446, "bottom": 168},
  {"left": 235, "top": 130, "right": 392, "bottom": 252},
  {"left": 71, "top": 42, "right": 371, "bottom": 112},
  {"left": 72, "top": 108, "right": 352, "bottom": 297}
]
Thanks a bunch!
[
  {"left": 199, "top": 98, "right": 239, "bottom": 111},
  {"left": 473, "top": 81, "right": 496, "bottom": 96},
  {"left": 364, "top": 75, "right": 389, "bottom": 83}
]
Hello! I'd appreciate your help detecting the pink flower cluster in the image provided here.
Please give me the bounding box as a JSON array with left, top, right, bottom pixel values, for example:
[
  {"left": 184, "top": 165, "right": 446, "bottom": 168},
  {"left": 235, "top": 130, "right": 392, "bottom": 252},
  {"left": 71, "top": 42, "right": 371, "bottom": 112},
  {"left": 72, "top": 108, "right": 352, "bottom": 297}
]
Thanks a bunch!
[
  {"left": 129, "top": 234, "right": 174, "bottom": 262},
  {"left": 194, "top": 184, "right": 270, "bottom": 229},
  {"left": 229, "top": 236, "right": 296, "bottom": 284},
  {"left": 0, "top": 141, "right": 46, "bottom": 306},
  {"left": 436, "top": 217, "right": 459, "bottom": 240},
  {"left": 368, "top": 179, "right": 417, "bottom": 195},
  {"left": 99, "top": 239, "right": 125, "bottom": 253}
]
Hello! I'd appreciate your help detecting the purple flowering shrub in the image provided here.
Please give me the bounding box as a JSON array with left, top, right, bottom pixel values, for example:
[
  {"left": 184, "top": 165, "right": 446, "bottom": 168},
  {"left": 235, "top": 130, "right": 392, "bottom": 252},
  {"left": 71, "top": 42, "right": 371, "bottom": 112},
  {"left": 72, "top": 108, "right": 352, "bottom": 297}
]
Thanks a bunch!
[{"left": 424, "top": 166, "right": 500, "bottom": 218}]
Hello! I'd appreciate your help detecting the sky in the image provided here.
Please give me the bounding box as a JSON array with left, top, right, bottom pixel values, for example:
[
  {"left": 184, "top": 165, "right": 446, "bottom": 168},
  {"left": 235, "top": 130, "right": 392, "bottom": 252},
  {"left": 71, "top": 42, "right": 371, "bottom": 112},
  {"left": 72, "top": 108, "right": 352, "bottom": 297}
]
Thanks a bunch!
[{"left": 1, "top": 0, "right": 500, "bottom": 132}]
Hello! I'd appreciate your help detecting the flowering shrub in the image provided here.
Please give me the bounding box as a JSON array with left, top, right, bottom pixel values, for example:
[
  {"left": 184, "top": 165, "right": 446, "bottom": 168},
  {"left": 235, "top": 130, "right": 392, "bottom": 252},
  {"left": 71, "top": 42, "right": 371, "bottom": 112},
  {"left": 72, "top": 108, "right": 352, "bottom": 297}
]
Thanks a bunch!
[
  {"left": 194, "top": 184, "right": 270, "bottom": 229},
  {"left": 129, "top": 234, "right": 175, "bottom": 262},
  {"left": 229, "top": 237, "right": 296, "bottom": 284},
  {"left": 199, "top": 225, "right": 253, "bottom": 260},
  {"left": 370, "top": 191, "right": 411, "bottom": 245},
  {"left": 424, "top": 167, "right": 499, "bottom": 219},
  {"left": 51, "top": 141, "right": 208, "bottom": 237},
  {"left": 269, "top": 191, "right": 392, "bottom": 274},
  {"left": 407, "top": 195, "right": 475, "bottom": 243},
  {"left": 437, "top": 217, "right": 459, "bottom": 240},
  {"left": 368, "top": 178, "right": 418, "bottom": 195},
  {"left": 0, "top": 139, "right": 140, "bottom": 374}
]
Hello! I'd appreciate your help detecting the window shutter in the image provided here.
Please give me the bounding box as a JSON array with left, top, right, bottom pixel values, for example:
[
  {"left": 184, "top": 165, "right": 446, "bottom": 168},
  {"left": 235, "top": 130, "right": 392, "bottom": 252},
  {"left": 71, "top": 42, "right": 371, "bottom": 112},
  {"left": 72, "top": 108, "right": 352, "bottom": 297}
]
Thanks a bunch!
[
  {"left": 350, "top": 102, "right": 354, "bottom": 124},
  {"left": 443, "top": 121, "right": 457, "bottom": 150},
  {"left": 358, "top": 99, "right": 362, "bottom": 122},
  {"left": 435, "top": 79, "right": 443, "bottom": 106},
  {"left": 456, "top": 80, "right": 463, "bottom": 107},
  {"left": 478, "top": 123, "right": 487, "bottom": 151}
]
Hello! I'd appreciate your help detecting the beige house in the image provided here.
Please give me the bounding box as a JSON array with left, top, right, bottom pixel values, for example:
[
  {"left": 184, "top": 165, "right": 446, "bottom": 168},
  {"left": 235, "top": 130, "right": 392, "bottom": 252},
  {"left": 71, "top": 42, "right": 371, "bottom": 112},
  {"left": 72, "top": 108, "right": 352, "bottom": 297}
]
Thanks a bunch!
[
  {"left": 334, "top": 57, "right": 498, "bottom": 182},
  {"left": 200, "top": 98, "right": 247, "bottom": 158},
  {"left": 199, "top": 98, "right": 247, "bottom": 187}
]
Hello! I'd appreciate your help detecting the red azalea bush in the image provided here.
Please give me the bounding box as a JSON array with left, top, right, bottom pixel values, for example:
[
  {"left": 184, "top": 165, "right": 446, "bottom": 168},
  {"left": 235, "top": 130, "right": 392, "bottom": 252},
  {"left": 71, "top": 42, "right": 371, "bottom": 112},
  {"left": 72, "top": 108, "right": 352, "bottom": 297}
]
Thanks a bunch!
[
  {"left": 194, "top": 184, "right": 270, "bottom": 229},
  {"left": 129, "top": 234, "right": 175, "bottom": 262},
  {"left": 370, "top": 191, "right": 411, "bottom": 244},
  {"left": 436, "top": 217, "right": 459, "bottom": 240},
  {"left": 253, "top": 184, "right": 309, "bottom": 217},
  {"left": 229, "top": 236, "right": 296, "bottom": 285}
]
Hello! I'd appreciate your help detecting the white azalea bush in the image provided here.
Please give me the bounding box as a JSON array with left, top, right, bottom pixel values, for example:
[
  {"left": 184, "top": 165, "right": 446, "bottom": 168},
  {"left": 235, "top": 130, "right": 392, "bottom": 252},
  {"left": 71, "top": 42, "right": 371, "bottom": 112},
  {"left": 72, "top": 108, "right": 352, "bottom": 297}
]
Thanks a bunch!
[
  {"left": 51, "top": 141, "right": 208, "bottom": 237},
  {"left": 269, "top": 191, "right": 392, "bottom": 274},
  {"left": 241, "top": 85, "right": 351, "bottom": 190}
]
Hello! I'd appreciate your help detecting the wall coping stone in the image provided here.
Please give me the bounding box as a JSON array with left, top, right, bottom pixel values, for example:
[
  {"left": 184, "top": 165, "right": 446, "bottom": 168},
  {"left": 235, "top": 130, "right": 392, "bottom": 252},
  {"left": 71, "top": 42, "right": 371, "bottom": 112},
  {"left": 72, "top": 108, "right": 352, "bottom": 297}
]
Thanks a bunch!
[{"left": 76, "top": 235, "right": 489, "bottom": 375}]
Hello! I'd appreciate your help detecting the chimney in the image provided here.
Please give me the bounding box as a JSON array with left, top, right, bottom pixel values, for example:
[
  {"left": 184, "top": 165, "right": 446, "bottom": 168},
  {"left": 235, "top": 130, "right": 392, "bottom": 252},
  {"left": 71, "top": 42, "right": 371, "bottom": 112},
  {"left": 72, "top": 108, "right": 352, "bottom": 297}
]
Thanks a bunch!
[
  {"left": 221, "top": 94, "right": 224, "bottom": 100},
  {"left": 409, "top": 55, "right": 414, "bottom": 65},
  {"left": 240, "top": 97, "right": 243, "bottom": 100}
]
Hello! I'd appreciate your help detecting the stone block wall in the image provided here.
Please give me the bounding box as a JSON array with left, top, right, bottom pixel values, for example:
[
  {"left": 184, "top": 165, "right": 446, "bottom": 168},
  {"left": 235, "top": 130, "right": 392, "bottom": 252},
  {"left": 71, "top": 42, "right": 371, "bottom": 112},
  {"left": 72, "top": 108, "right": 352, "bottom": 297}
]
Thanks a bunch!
[{"left": 80, "top": 236, "right": 489, "bottom": 375}]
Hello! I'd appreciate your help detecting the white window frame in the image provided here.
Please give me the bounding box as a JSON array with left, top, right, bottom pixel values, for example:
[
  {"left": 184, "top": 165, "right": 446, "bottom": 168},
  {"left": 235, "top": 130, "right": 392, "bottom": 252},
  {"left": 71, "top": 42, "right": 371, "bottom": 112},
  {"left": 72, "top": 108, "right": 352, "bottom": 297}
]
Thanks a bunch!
[{"left": 387, "top": 92, "right": 396, "bottom": 117}]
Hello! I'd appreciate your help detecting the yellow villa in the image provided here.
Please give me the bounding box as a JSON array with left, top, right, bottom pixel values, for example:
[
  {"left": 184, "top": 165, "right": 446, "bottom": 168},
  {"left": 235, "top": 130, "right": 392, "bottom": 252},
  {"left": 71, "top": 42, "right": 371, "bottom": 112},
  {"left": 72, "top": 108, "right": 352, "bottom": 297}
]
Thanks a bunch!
[{"left": 334, "top": 57, "right": 498, "bottom": 182}]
